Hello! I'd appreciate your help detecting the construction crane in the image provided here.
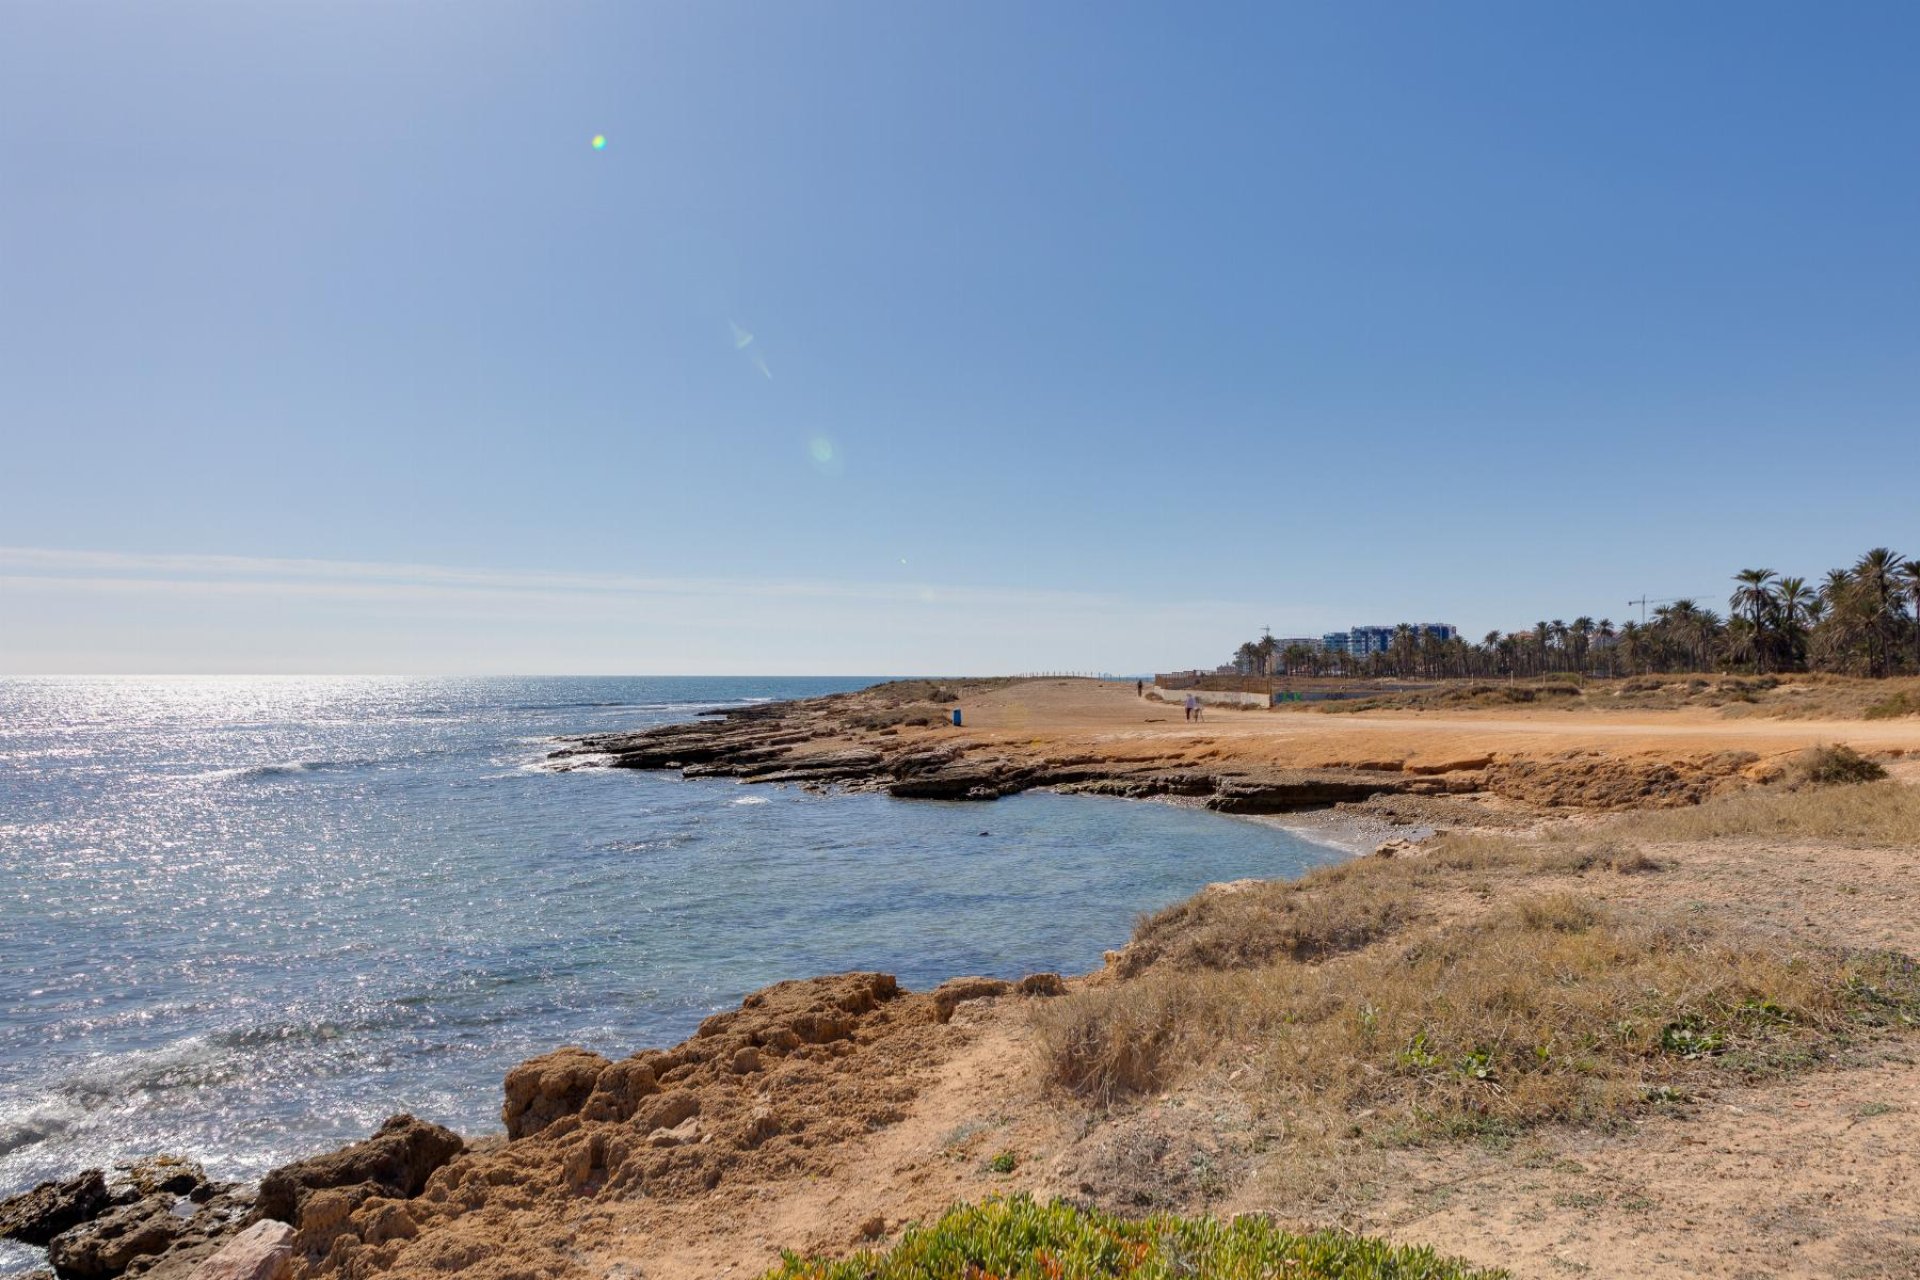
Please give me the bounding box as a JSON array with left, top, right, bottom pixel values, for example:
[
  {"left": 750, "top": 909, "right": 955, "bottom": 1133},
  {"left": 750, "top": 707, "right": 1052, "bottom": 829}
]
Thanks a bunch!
[{"left": 1626, "top": 595, "right": 1682, "bottom": 625}]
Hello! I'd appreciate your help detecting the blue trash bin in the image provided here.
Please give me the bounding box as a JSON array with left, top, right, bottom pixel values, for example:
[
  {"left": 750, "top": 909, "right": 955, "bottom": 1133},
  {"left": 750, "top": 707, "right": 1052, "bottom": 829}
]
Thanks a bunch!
[{"left": 952, "top": 709, "right": 963, "bottom": 727}]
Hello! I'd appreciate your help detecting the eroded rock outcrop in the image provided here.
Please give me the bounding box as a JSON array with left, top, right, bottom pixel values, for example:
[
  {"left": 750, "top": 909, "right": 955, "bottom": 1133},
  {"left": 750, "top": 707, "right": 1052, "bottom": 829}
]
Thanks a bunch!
[
  {"left": 292, "top": 970, "right": 1062, "bottom": 1280},
  {"left": 254, "top": 1115, "right": 461, "bottom": 1228}
]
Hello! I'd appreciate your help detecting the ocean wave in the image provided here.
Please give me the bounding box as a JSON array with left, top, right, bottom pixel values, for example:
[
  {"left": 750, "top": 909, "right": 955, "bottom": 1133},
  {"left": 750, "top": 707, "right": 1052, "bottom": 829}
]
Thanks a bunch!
[
  {"left": 0, "top": 1099, "right": 78, "bottom": 1160},
  {"left": 521, "top": 753, "right": 615, "bottom": 773},
  {"left": 190, "top": 757, "right": 381, "bottom": 783}
]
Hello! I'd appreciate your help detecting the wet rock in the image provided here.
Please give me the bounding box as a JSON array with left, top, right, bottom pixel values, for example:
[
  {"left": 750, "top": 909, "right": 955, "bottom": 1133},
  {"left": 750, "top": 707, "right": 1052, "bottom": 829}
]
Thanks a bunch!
[
  {"left": 1, "top": 1169, "right": 108, "bottom": 1246},
  {"left": 46, "top": 1196, "right": 184, "bottom": 1279},
  {"left": 179, "top": 1221, "right": 290, "bottom": 1280},
  {"left": 886, "top": 768, "right": 1010, "bottom": 800},
  {"left": 501, "top": 1048, "right": 612, "bottom": 1140},
  {"left": 253, "top": 1115, "right": 461, "bottom": 1226},
  {"left": 117, "top": 1159, "right": 208, "bottom": 1203}
]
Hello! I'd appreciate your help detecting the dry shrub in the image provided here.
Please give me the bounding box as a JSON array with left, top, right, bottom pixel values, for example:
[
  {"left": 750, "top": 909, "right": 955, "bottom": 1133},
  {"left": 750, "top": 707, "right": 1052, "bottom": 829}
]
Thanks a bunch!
[
  {"left": 1529, "top": 840, "right": 1664, "bottom": 875},
  {"left": 1781, "top": 743, "right": 1888, "bottom": 788},
  {"left": 1113, "top": 865, "right": 1418, "bottom": 978},
  {"left": 1036, "top": 896, "right": 1919, "bottom": 1135},
  {"left": 1609, "top": 777, "right": 1920, "bottom": 846}
]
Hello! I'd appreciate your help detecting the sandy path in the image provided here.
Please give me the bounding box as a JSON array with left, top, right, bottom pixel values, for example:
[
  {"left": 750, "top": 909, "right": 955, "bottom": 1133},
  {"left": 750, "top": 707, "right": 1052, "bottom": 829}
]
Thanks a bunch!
[
  {"left": 1373, "top": 1057, "right": 1920, "bottom": 1279},
  {"left": 950, "top": 680, "right": 1920, "bottom": 757}
]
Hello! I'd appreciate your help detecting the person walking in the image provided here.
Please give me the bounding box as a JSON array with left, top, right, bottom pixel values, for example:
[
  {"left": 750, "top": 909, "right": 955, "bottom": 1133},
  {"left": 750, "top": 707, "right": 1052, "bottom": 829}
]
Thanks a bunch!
[
  {"left": 1183, "top": 692, "right": 1196, "bottom": 721},
  {"left": 1136, "top": 679, "right": 1144, "bottom": 697}
]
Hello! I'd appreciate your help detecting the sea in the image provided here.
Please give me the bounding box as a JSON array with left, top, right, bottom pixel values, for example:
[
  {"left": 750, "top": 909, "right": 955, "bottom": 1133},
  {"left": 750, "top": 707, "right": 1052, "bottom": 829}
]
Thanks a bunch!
[{"left": 0, "top": 675, "right": 1345, "bottom": 1270}]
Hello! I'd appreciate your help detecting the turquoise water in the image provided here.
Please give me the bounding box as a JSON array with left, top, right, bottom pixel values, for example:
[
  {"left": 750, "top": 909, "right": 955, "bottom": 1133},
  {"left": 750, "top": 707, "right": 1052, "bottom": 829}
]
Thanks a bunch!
[{"left": 0, "top": 676, "right": 1343, "bottom": 1268}]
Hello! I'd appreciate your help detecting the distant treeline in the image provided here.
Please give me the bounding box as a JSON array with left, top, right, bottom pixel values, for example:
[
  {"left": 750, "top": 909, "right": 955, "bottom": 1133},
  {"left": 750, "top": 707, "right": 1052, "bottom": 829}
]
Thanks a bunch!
[{"left": 1232, "top": 548, "right": 1920, "bottom": 680}]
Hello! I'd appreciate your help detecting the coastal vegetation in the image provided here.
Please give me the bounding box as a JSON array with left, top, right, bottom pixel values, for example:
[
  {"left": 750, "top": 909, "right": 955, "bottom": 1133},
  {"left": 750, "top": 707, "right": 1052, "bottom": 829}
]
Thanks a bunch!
[
  {"left": 763, "top": 1195, "right": 1503, "bottom": 1280},
  {"left": 1033, "top": 770, "right": 1920, "bottom": 1186},
  {"left": 1234, "top": 548, "right": 1920, "bottom": 680}
]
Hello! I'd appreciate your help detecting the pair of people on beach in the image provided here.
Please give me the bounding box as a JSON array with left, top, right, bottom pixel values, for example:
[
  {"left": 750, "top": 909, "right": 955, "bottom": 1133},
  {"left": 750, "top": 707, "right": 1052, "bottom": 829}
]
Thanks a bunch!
[{"left": 1184, "top": 693, "right": 1203, "bottom": 721}]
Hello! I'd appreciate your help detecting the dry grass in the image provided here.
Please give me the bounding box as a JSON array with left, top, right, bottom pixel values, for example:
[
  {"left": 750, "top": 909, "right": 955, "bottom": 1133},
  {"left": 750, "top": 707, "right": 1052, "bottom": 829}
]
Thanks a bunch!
[
  {"left": 1304, "top": 674, "right": 1920, "bottom": 720},
  {"left": 1113, "top": 873, "right": 1418, "bottom": 978},
  {"left": 1039, "top": 780, "right": 1920, "bottom": 1140},
  {"left": 1037, "top": 893, "right": 1917, "bottom": 1128},
  {"left": 1864, "top": 687, "right": 1920, "bottom": 720},
  {"left": 1602, "top": 777, "right": 1920, "bottom": 846}
]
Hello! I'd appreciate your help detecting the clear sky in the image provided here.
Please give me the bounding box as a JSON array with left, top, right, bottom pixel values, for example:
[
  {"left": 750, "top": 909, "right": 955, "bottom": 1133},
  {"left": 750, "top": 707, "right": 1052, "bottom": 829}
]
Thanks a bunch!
[{"left": 3, "top": 2, "right": 1916, "bottom": 674}]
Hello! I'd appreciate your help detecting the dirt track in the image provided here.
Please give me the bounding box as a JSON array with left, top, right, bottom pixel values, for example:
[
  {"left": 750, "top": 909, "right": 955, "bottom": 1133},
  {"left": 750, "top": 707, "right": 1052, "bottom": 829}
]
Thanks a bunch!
[{"left": 947, "top": 678, "right": 1920, "bottom": 767}]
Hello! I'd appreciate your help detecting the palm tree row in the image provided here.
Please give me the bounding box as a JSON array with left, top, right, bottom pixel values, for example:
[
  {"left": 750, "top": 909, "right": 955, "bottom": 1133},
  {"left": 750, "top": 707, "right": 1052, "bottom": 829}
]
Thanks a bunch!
[{"left": 1226, "top": 548, "right": 1920, "bottom": 680}]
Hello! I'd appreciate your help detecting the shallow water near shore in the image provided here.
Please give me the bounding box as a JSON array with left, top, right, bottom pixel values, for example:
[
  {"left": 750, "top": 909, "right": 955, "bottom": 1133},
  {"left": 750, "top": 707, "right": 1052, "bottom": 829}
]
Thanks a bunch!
[{"left": 0, "top": 675, "right": 1344, "bottom": 1269}]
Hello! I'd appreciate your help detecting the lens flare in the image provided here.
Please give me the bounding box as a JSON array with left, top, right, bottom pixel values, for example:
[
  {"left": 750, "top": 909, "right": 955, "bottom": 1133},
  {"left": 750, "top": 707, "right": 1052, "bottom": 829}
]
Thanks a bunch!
[
  {"left": 591, "top": 135, "right": 607, "bottom": 150},
  {"left": 808, "top": 437, "right": 835, "bottom": 465}
]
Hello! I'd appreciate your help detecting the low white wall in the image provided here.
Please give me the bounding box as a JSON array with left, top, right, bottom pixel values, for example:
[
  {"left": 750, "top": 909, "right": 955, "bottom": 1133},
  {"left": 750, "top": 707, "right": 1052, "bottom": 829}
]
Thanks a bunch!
[{"left": 1148, "top": 686, "right": 1267, "bottom": 708}]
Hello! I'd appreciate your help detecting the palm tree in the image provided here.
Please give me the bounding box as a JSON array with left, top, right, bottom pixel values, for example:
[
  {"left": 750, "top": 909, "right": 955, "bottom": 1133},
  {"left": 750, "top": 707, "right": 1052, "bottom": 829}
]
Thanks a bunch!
[
  {"left": 1390, "top": 624, "right": 1416, "bottom": 678},
  {"left": 1570, "top": 617, "right": 1594, "bottom": 675},
  {"left": 1901, "top": 560, "right": 1920, "bottom": 669},
  {"left": 1853, "top": 548, "right": 1905, "bottom": 676},
  {"left": 1730, "top": 569, "right": 1778, "bottom": 672},
  {"left": 1775, "top": 576, "right": 1815, "bottom": 670},
  {"left": 1618, "top": 620, "right": 1644, "bottom": 675}
]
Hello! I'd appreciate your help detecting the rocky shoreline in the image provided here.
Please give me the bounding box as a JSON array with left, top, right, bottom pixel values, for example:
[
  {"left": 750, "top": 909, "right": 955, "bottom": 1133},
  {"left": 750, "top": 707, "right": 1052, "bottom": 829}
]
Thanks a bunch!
[
  {"left": 0, "top": 1117, "right": 462, "bottom": 1280},
  {"left": 549, "top": 689, "right": 1464, "bottom": 815},
  {"left": 1, "top": 971, "right": 1066, "bottom": 1280}
]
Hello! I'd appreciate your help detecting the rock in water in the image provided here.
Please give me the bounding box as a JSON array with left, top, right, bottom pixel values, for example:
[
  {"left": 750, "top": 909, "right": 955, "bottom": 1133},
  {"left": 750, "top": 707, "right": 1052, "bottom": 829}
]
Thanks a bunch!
[
  {"left": 43, "top": 1183, "right": 253, "bottom": 1280},
  {"left": 181, "top": 1221, "right": 290, "bottom": 1280},
  {"left": 253, "top": 1115, "right": 463, "bottom": 1226},
  {"left": 0, "top": 1170, "right": 109, "bottom": 1246},
  {"left": 46, "top": 1196, "right": 186, "bottom": 1279}
]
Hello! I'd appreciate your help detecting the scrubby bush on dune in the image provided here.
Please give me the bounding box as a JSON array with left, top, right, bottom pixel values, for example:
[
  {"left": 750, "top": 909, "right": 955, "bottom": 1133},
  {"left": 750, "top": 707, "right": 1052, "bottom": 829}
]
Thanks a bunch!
[
  {"left": 1780, "top": 743, "right": 1888, "bottom": 788},
  {"left": 763, "top": 1195, "right": 1503, "bottom": 1280}
]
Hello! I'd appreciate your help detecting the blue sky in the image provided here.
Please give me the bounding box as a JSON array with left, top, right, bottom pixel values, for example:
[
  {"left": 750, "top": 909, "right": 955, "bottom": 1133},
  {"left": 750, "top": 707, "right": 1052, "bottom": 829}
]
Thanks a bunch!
[{"left": 2, "top": 2, "right": 1915, "bottom": 674}]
